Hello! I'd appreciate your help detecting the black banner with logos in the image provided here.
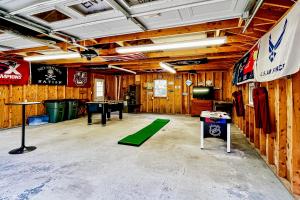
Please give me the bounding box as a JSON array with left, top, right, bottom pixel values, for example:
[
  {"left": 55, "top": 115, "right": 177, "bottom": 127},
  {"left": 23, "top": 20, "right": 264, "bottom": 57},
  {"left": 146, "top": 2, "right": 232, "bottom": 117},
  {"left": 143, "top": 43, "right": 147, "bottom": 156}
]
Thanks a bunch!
[{"left": 31, "top": 64, "right": 67, "bottom": 85}]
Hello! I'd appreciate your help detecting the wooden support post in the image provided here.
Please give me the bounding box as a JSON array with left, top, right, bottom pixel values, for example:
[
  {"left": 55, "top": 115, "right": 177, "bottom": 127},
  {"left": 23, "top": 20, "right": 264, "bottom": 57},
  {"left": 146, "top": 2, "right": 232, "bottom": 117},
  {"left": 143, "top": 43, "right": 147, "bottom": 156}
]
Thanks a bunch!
[
  {"left": 286, "top": 78, "right": 293, "bottom": 182},
  {"left": 259, "top": 83, "right": 267, "bottom": 155},
  {"left": 249, "top": 107, "right": 255, "bottom": 143},
  {"left": 267, "top": 81, "right": 275, "bottom": 164},
  {"left": 290, "top": 73, "right": 300, "bottom": 194},
  {"left": 260, "top": 129, "right": 266, "bottom": 155},
  {"left": 275, "top": 79, "right": 287, "bottom": 178},
  {"left": 245, "top": 106, "right": 250, "bottom": 138},
  {"left": 254, "top": 118, "right": 260, "bottom": 148}
]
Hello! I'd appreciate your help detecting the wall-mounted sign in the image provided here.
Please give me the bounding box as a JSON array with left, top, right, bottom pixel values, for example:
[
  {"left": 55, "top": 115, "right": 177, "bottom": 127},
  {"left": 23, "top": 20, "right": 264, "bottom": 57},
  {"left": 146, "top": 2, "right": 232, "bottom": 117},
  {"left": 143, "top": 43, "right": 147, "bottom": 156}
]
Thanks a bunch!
[
  {"left": 31, "top": 64, "right": 67, "bottom": 85},
  {"left": 67, "top": 68, "right": 91, "bottom": 88},
  {"left": 232, "top": 43, "right": 258, "bottom": 85},
  {"left": 185, "top": 79, "right": 192, "bottom": 86},
  {"left": 206, "top": 80, "right": 213, "bottom": 86},
  {"left": 182, "top": 92, "right": 188, "bottom": 96},
  {"left": 154, "top": 80, "right": 167, "bottom": 97},
  {"left": 167, "top": 58, "right": 208, "bottom": 66},
  {"left": 254, "top": 2, "right": 300, "bottom": 82},
  {"left": 144, "top": 82, "right": 153, "bottom": 90},
  {"left": 0, "top": 59, "right": 29, "bottom": 85},
  {"left": 198, "top": 81, "right": 205, "bottom": 86}
]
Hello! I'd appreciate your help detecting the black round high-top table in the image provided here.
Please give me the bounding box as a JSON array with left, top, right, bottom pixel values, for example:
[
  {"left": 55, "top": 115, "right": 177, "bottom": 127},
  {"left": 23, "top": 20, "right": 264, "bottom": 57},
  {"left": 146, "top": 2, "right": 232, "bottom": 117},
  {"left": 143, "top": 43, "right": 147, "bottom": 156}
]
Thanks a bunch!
[{"left": 5, "top": 102, "right": 41, "bottom": 154}]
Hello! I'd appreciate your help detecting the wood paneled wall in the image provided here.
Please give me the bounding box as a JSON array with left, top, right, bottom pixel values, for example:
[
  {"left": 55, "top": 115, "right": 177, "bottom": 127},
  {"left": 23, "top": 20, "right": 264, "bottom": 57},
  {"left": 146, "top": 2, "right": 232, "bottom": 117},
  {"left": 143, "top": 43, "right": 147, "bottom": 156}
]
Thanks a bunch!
[
  {"left": 120, "top": 71, "right": 232, "bottom": 114},
  {"left": 0, "top": 85, "right": 92, "bottom": 129},
  {"left": 232, "top": 71, "right": 300, "bottom": 195}
]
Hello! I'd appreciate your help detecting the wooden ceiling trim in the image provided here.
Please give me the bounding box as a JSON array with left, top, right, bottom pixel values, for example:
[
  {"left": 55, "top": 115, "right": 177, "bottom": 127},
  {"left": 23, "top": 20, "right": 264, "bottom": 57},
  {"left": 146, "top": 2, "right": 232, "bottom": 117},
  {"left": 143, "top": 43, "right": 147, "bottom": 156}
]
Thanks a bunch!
[
  {"left": 121, "top": 63, "right": 233, "bottom": 71},
  {"left": 93, "top": 18, "right": 240, "bottom": 44},
  {"left": 145, "top": 46, "right": 245, "bottom": 58},
  {"left": 254, "top": 16, "right": 278, "bottom": 23},
  {"left": 39, "top": 54, "right": 243, "bottom": 67},
  {"left": 2, "top": 18, "right": 241, "bottom": 55},
  {"left": 255, "top": 8, "right": 286, "bottom": 22},
  {"left": 4, "top": 46, "right": 51, "bottom": 55}
]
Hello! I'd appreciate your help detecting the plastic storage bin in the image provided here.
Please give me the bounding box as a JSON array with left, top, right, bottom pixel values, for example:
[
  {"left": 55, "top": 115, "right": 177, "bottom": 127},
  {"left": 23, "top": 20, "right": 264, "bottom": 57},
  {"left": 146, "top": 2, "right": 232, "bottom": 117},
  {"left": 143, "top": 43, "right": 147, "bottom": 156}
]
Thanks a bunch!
[
  {"left": 64, "top": 99, "right": 78, "bottom": 120},
  {"left": 27, "top": 115, "right": 49, "bottom": 125},
  {"left": 44, "top": 100, "right": 65, "bottom": 123}
]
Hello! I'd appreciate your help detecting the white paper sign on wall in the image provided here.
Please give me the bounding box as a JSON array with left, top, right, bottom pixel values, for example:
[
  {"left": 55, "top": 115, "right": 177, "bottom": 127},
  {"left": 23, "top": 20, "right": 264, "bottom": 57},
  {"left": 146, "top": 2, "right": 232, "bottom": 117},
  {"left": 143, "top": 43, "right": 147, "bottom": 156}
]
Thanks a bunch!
[{"left": 185, "top": 80, "right": 192, "bottom": 86}]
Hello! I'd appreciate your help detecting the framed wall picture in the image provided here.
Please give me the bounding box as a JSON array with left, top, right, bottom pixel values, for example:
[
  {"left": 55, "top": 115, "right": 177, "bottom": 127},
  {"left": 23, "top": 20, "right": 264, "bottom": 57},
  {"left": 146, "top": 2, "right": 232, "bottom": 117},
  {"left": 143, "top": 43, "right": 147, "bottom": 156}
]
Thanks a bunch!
[
  {"left": 154, "top": 80, "right": 167, "bottom": 97},
  {"left": 248, "top": 82, "right": 255, "bottom": 105}
]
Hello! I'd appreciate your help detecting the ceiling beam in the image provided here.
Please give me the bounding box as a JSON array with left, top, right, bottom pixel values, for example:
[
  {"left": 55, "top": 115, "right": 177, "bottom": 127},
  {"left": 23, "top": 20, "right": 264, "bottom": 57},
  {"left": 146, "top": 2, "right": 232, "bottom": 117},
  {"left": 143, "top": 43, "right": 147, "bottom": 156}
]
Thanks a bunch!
[
  {"left": 255, "top": 8, "right": 287, "bottom": 22},
  {"left": 105, "top": 0, "right": 147, "bottom": 31},
  {"left": 121, "top": 62, "right": 233, "bottom": 71},
  {"left": 145, "top": 46, "right": 245, "bottom": 58},
  {"left": 41, "top": 53, "right": 242, "bottom": 65},
  {"left": 39, "top": 46, "right": 245, "bottom": 65},
  {"left": 94, "top": 18, "right": 240, "bottom": 44},
  {"left": 263, "top": 0, "right": 294, "bottom": 9},
  {"left": 2, "top": 19, "right": 243, "bottom": 55}
]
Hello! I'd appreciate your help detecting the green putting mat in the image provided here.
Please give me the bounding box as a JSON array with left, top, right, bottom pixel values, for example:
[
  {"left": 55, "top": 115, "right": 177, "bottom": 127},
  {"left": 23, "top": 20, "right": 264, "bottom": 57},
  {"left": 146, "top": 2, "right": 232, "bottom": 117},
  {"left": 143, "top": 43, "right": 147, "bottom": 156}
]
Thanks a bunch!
[{"left": 118, "top": 119, "right": 170, "bottom": 146}]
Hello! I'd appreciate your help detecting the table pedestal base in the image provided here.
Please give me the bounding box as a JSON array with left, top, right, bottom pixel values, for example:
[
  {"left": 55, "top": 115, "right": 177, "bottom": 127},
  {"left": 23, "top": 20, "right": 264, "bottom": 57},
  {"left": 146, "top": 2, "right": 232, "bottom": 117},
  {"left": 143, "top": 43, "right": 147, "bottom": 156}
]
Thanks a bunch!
[{"left": 9, "top": 146, "right": 37, "bottom": 154}]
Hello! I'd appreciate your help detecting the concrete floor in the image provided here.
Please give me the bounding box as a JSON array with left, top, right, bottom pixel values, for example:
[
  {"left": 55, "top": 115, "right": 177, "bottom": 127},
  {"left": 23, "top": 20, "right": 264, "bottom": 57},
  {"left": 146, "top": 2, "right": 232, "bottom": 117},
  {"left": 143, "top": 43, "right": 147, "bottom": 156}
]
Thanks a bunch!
[{"left": 0, "top": 113, "right": 293, "bottom": 200}]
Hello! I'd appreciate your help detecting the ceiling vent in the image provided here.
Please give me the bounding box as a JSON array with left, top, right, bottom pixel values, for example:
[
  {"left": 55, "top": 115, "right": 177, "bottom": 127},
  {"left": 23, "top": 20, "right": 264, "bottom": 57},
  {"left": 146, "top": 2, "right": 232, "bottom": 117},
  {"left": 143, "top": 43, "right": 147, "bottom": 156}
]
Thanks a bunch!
[
  {"left": 70, "top": 0, "right": 113, "bottom": 16},
  {"left": 33, "top": 9, "right": 70, "bottom": 23}
]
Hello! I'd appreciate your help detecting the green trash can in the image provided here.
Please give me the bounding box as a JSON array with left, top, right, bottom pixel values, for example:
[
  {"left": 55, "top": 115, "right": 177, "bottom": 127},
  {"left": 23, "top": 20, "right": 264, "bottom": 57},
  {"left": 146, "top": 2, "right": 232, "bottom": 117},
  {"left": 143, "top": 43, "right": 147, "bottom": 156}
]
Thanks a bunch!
[
  {"left": 45, "top": 100, "right": 65, "bottom": 123},
  {"left": 64, "top": 99, "right": 78, "bottom": 120}
]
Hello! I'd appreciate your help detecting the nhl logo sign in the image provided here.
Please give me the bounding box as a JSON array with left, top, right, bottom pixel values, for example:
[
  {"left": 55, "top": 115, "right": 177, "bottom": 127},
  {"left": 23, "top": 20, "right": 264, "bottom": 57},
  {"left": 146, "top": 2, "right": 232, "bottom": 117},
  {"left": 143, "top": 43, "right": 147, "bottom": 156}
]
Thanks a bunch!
[
  {"left": 209, "top": 124, "right": 222, "bottom": 137},
  {"left": 73, "top": 71, "right": 88, "bottom": 86}
]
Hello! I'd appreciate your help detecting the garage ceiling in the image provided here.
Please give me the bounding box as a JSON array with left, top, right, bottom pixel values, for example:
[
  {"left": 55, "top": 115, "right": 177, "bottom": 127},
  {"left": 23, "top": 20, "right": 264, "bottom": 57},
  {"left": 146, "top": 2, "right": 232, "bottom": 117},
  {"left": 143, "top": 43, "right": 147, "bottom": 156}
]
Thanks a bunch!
[
  {"left": 0, "top": 0, "right": 296, "bottom": 73},
  {"left": 0, "top": 0, "right": 250, "bottom": 39}
]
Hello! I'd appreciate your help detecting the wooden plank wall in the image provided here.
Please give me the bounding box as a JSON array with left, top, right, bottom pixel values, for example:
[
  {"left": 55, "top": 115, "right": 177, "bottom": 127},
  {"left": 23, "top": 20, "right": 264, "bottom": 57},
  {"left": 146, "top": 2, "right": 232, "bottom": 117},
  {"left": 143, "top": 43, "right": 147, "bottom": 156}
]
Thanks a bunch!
[
  {"left": 0, "top": 85, "right": 92, "bottom": 129},
  {"left": 120, "top": 71, "right": 231, "bottom": 114},
  {"left": 232, "top": 71, "right": 300, "bottom": 195}
]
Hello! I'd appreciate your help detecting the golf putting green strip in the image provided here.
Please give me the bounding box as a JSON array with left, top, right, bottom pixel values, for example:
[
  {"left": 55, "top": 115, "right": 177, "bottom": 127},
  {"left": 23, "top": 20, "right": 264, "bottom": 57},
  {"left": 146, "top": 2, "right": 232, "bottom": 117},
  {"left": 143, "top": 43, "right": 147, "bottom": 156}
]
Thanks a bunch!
[{"left": 118, "top": 119, "right": 170, "bottom": 146}]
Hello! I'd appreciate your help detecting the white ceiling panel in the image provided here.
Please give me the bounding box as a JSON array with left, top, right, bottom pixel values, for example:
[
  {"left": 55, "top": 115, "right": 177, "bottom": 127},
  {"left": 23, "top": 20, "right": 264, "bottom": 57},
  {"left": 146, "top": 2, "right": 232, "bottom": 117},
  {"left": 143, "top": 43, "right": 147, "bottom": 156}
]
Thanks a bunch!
[
  {"left": 136, "top": 0, "right": 246, "bottom": 30},
  {"left": 120, "top": 0, "right": 245, "bottom": 16},
  {"left": 63, "top": 18, "right": 142, "bottom": 39},
  {"left": 0, "top": 0, "right": 253, "bottom": 48},
  {"left": 0, "top": 33, "right": 43, "bottom": 49}
]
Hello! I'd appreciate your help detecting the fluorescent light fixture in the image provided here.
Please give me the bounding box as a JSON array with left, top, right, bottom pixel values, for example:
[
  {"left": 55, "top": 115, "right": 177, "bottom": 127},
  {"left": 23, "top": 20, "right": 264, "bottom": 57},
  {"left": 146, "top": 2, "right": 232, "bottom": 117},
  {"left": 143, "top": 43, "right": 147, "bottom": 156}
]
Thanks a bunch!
[
  {"left": 108, "top": 65, "right": 136, "bottom": 74},
  {"left": 159, "top": 62, "right": 176, "bottom": 74},
  {"left": 24, "top": 52, "right": 81, "bottom": 62},
  {"left": 116, "top": 37, "right": 227, "bottom": 54}
]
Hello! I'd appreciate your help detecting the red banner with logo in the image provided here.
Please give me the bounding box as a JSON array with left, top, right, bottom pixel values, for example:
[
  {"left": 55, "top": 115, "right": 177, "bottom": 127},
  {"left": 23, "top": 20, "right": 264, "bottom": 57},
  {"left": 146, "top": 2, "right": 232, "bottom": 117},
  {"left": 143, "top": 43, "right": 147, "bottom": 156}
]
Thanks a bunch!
[
  {"left": 67, "top": 68, "right": 91, "bottom": 88},
  {"left": 0, "top": 59, "right": 30, "bottom": 85}
]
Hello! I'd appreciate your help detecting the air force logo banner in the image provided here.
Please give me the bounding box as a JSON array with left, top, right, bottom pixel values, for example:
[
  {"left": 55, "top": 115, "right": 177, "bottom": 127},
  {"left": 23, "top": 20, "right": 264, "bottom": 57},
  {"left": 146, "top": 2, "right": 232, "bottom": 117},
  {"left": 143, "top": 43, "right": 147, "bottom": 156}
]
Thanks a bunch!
[
  {"left": 255, "top": 2, "right": 300, "bottom": 82},
  {"left": 0, "top": 59, "right": 30, "bottom": 85}
]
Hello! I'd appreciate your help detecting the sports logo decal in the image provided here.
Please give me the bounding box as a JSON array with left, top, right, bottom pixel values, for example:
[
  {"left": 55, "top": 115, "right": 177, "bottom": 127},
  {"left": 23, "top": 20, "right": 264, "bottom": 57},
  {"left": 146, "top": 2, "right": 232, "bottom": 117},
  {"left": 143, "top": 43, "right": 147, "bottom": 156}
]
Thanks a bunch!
[
  {"left": 269, "top": 19, "right": 287, "bottom": 62},
  {"left": 73, "top": 71, "right": 88, "bottom": 86},
  {"left": 0, "top": 60, "right": 29, "bottom": 85},
  {"left": 209, "top": 125, "right": 221, "bottom": 137},
  {"left": 67, "top": 68, "right": 90, "bottom": 88},
  {"left": 204, "top": 121, "right": 227, "bottom": 140}
]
